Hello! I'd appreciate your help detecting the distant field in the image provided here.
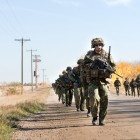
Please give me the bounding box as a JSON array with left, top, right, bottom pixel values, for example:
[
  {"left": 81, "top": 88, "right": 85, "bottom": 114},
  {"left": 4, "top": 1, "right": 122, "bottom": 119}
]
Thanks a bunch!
[{"left": 0, "top": 85, "right": 35, "bottom": 96}]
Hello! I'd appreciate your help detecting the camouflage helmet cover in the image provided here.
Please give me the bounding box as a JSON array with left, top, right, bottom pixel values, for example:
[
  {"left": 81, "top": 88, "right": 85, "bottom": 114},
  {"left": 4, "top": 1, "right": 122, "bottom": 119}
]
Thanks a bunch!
[
  {"left": 91, "top": 38, "right": 104, "bottom": 48},
  {"left": 125, "top": 77, "right": 128, "bottom": 80},
  {"left": 62, "top": 70, "right": 67, "bottom": 74},
  {"left": 77, "top": 58, "right": 84, "bottom": 64},
  {"left": 137, "top": 74, "right": 140, "bottom": 78},
  {"left": 59, "top": 74, "right": 62, "bottom": 78},
  {"left": 72, "top": 66, "right": 78, "bottom": 74},
  {"left": 66, "top": 66, "right": 72, "bottom": 71}
]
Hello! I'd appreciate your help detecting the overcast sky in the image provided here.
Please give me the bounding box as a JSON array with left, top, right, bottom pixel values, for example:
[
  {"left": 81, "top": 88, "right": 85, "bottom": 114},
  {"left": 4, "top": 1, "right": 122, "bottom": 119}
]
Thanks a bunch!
[{"left": 0, "top": 0, "right": 140, "bottom": 84}]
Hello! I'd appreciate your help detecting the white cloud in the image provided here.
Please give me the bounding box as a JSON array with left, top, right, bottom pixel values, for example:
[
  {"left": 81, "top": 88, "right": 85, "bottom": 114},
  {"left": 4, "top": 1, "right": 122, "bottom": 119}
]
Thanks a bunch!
[
  {"left": 103, "top": 0, "right": 132, "bottom": 6},
  {"left": 50, "top": 0, "right": 81, "bottom": 7}
]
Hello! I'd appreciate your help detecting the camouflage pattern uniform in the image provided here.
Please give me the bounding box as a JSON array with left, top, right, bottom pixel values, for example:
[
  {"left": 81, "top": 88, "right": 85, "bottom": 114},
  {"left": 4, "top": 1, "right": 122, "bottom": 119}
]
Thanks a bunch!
[
  {"left": 84, "top": 38, "right": 116, "bottom": 125},
  {"left": 77, "top": 59, "right": 86, "bottom": 111},
  {"left": 52, "top": 83, "right": 56, "bottom": 91},
  {"left": 62, "top": 70, "right": 73, "bottom": 107},
  {"left": 55, "top": 75, "right": 64, "bottom": 102},
  {"left": 130, "top": 78, "right": 137, "bottom": 96},
  {"left": 72, "top": 66, "right": 83, "bottom": 111},
  {"left": 123, "top": 78, "right": 130, "bottom": 96},
  {"left": 136, "top": 74, "right": 140, "bottom": 97},
  {"left": 114, "top": 78, "right": 121, "bottom": 95},
  {"left": 66, "top": 67, "right": 74, "bottom": 106},
  {"left": 78, "top": 59, "right": 91, "bottom": 116},
  {"left": 56, "top": 75, "right": 66, "bottom": 104}
]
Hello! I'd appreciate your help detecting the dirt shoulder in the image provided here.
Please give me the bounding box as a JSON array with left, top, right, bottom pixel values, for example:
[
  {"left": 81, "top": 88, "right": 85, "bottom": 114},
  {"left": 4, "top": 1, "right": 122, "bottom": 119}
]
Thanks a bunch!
[
  {"left": 12, "top": 88, "right": 140, "bottom": 140},
  {"left": 0, "top": 86, "right": 51, "bottom": 107}
]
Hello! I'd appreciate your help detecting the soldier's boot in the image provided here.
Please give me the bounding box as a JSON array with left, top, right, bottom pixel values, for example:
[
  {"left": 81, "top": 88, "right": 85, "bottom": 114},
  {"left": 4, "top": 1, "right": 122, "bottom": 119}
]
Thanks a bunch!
[
  {"left": 77, "top": 108, "right": 80, "bottom": 112},
  {"left": 99, "top": 119, "right": 105, "bottom": 126},
  {"left": 80, "top": 106, "right": 85, "bottom": 111},
  {"left": 92, "top": 117, "right": 97, "bottom": 126},
  {"left": 62, "top": 101, "right": 65, "bottom": 104},
  {"left": 87, "top": 107, "right": 91, "bottom": 117}
]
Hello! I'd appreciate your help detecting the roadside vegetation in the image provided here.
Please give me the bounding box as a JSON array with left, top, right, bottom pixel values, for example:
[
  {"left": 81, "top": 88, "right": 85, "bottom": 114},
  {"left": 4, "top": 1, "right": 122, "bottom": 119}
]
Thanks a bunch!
[
  {"left": 0, "top": 82, "right": 22, "bottom": 96},
  {"left": 0, "top": 101, "right": 46, "bottom": 140},
  {"left": 111, "top": 61, "right": 140, "bottom": 86}
]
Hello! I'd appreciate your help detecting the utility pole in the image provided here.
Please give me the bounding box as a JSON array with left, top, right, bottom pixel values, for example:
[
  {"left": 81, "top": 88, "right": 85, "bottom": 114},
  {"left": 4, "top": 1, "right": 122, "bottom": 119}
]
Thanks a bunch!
[
  {"left": 42, "top": 69, "right": 46, "bottom": 86},
  {"left": 33, "top": 55, "right": 41, "bottom": 88},
  {"left": 15, "top": 37, "right": 30, "bottom": 94},
  {"left": 45, "top": 75, "right": 47, "bottom": 84},
  {"left": 27, "top": 49, "right": 37, "bottom": 92}
]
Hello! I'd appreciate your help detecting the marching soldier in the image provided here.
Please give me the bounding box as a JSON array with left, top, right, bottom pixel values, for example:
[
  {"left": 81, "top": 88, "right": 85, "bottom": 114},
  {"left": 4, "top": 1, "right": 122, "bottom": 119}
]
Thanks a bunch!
[
  {"left": 84, "top": 38, "right": 116, "bottom": 125},
  {"left": 78, "top": 58, "right": 91, "bottom": 116},
  {"left": 136, "top": 74, "right": 140, "bottom": 97},
  {"left": 63, "top": 70, "right": 73, "bottom": 106},
  {"left": 114, "top": 78, "right": 121, "bottom": 95},
  {"left": 123, "top": 77, "right": 130, "bottom": 96},
  {"left": 72, "top": 66, "right": 82, "bottom": 111},
  {"left": 130, "top": 78, "right": 137, "bottom": 97}
]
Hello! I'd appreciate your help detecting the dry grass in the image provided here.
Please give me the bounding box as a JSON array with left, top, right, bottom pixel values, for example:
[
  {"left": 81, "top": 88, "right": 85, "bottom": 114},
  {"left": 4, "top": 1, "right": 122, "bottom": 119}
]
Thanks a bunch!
[{"left": 0, "top": 101, "right": 46, "bottom": 140}]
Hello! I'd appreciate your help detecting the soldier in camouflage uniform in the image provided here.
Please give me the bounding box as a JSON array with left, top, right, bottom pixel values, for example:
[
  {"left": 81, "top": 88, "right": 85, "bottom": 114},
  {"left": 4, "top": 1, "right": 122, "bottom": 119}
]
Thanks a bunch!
[
  {"left": 84, "top": 38, "right": 116, "bottom": 126},
  {"left": 130, "top": 78, "right": 137, "bottom": 97},
  {"left": 72, "top": 66, "right": 82, "bottom": 111},
  {"left": 84, "top": 62, "right": 92, "bottom": 117},
  {"left": 78, "top": 58, "right": 91, "bottom": 116},
  {"left": 114, "top": 78, "right": 121, "bottom": 95},
  {"left": 66, "top": 64, "right": 85, "bottom": 112},
  {"left": 123, "top": 77, "right": 130, "bottom": 96},
  {"left": 52, "top": 83, "right": 56, "bottom": 91},
  {"left": 77, "top": 59, "right": 86, "bottom": 111},
  {"left": 62, "top": 70, "right": 73, "bottom": 107},
  {"left": 136, "top": 74, "right": 140, "bottom": 97},
  {"left": 66, "top": 66, "right": 74, "bottom": 106},
  {"left": 56, "top": 74, "right": 66, "bottom": 104},
  {"left": 55, "top": 75, "right": 64, "bottom": 102}
]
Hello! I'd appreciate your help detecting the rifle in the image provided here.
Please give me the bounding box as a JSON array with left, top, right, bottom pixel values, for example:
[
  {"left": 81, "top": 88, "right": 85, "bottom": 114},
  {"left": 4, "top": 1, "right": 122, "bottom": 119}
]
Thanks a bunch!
[
  {"left": 108, "top": 46, "right": 111, "bottom": 61},
  {"left": 86, "top": 56, "right": 123, "bottom": 78},
  {"left": 108, "top": 46, "right": 123, "bottom": 78}
]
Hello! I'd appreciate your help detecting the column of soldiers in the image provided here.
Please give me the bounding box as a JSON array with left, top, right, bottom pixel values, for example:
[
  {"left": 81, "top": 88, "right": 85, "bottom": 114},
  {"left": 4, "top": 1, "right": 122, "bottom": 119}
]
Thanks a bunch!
[
  {"left": 113, "top": 75, "right": 140, "bottom": 97},
  {"left": 52, "top": 37, "right": 117, "bottom": 126}
]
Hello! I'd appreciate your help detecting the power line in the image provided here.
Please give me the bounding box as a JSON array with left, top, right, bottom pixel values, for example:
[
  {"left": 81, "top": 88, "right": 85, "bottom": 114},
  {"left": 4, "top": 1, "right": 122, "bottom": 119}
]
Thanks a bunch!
[
  {"left": 0, "top": 8, "right": 21, "bottom": 36},
  {"left": 5, "top": 0, "right": 27, "bottom": 36},
  {"left": 0, "top": 0, "right": 27, "bottom": 37}
]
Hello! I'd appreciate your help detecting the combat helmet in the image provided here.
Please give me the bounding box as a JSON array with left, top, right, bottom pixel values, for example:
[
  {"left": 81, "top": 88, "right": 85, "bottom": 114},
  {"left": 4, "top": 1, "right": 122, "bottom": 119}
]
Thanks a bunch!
[
  {"left": 66, "top": 66, "right": 72, "bottom": 71},
  {"left": 62, "top": 70, "right": 67, "bottom": 74},
  {"left": 137, "top": 74, "right": 140, "bottom": 78},
  {"left": 59, "top": 74, "right": 62, "bottom": 78},
  {"left": 77, "top": 58, "right": 84, "bottom": 64},
  {"left": 72, "top": 66, "right": 78, "bottom": 74},
  {"left": 91, "top": 38, "right": 104, "bottom": 48}
]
